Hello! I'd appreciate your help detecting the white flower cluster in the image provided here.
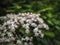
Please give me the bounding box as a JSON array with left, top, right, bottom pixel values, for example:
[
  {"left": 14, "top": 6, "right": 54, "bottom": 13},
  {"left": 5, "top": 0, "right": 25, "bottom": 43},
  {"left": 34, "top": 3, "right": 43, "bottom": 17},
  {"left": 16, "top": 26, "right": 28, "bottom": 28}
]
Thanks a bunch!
[{"left": 0, "top": 12, "right": 49, "bottom": 45}]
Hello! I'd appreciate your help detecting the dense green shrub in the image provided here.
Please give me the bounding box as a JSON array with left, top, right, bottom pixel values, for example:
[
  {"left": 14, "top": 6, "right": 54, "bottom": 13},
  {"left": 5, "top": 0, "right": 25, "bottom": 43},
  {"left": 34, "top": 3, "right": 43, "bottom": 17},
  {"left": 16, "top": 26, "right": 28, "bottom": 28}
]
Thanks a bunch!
[{"left": 0, "top": 0, "right": 60, "bottom": 45}]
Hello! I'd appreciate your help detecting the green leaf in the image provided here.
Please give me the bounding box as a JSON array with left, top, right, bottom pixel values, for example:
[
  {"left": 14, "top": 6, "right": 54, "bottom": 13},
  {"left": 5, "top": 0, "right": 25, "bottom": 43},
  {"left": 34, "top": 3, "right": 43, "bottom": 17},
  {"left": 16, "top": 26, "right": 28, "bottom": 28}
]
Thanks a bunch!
[
  {"left": 44, "top": 31, "right": 55, "bottom": 38},
  {"left": 6, "top": 10, "right": 14, "bottom": 12},
  {"left": 55, "top": 40, "right": 60, "bottom": 45},
  {"left": 25, "top": 5, "right": 31, "bottom": 8},
  {"left": 40, "top": 7, "right": 53, "bottom": 12},
  {"left": 42, "top": 16, "right": 47, "bottom": 19},
  {"left": 52, "top": 19, "right": 60, "bottom": 25},
  {"left": 55, "top": 26, "right": 60, "bottom": 31},
  {"left": 19, "top": 28, "right": 25, "bottom": 34},
  {"left": 47, "top": 20, "right": 53, "bottom": 25},
  {"left": 13, "top": 3, "right": 21, "bottom": 9},
  {"left": 47, "top": 13, "right": 53, "bottom": 18}
]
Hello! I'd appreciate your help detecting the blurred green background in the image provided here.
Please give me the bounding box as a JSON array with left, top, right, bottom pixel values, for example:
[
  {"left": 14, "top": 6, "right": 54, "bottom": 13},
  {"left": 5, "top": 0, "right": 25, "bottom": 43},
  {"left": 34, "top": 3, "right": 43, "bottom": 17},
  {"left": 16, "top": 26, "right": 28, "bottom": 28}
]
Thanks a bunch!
[{"left": 0, "top": 0, "right": 60, "bottom": 45}]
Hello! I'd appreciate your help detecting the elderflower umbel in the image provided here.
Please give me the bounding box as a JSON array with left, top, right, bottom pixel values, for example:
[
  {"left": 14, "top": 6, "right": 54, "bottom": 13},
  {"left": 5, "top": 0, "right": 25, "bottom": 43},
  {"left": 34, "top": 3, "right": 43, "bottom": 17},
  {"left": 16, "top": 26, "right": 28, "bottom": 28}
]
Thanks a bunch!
[{"left": 0, "top": 12, "right": 49, "bottom": 45}]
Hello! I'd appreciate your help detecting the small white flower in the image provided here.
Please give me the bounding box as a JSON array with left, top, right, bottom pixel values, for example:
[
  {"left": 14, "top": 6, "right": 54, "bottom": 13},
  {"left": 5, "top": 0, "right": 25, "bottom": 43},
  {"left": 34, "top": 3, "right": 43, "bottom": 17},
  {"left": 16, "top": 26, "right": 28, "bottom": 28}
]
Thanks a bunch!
[
  {"left": 23, "top": 24, "right": 30, "bottom": 29},
  {"left": 11, "top": 21, "right": 15, "bottom": 24},
  {"left": 25, "top": 29, "right": 30, "bottom": 34},
  {"left": 24, "top": 42, "right": 28, "bottom": 45},
  {"left": 31, "top": 23, "right": 37, "bottom": 27},
  {"left": 26, "top": 19, "right": 30, "bottom": 23},
  {"left": 10, "top": 26, "right": 15, "bottom": 32},
  {"left": 14, "top": 19, "right": 17, "bottom": 22},
  {"left": 26, "top": 12, "right": 30, "bottom": 15},
  {"left": 3, "top": 29, "right": 7, "bottom": 32},
  {"left": 5, "top": 39, "right": 10, "bottom": 42},
  {"left": 19, "top": 17, "right": 23, "bottom": 19},
  {"left": 29, "top": 42, "right": 33, "bottom": 45},
  {"left": 14, "top": 24, "right": 18, "bottom": 28},
  {"left": 25, "top": 25, "right": 29, "bottom": 29},
  {"left": 22, "top": 13, "right": 25, "bottom": 16},
  {"left": 33, "top": 27, "right": 39, "bottom": 33},
  {"left": 17, "top": 40, "right": 22, "bottom": 44},
  {"left": 21, "top": 17, "right": 26, "bottom": 21},
  {"left": 7, "top": 32, "right": 13, "bottom": 37},
  {"left": 30, "top": 12, "right": 32, "bottom": 14},
  {"left": 37, "top": 18, "right": 44, "bottom": 23},
  {"left": 21, "top": 38, "right": 25, "bottom": 41},
  {"left": 19, "top": 20, "right": 24, "bottom": 24},
  {"left": 1, "top": 33, "right": 5, "bottom": 37},
  {"left": 41, "top": 33, "right": 44, "bottom": 38},
  {"left": 43, "top": 24, "right": 49, "bottom": 30},
  {"left": 22, "top": 24, "right": 26, "bottom": 28},
  {"left": 34, "top": 32, "right": 39, "bottom": 36},
  {"left": 31, "top": 18, "right": 35, "bottom": 21},
  {"left": 39, "top": 30, "right": 42, "bottom": 34},
  {"left": 26, "top": 23, "right": 30, "bottom": 26},
  {"left": 35, "top": 14, "right": 40, "bottom": 18},
  {"left": 37, "top": 24, "right": 43, "bottom": 28},
  {"left": 10, "top": 37, "right": 15, "bottom": 40},
  {"left": 11, "top": 23, "right": 15, "bottom": 27},
  {"left": 6, "top": 21, "right": 11, "bottom": 25},
  {"left": 30, "top": 37, "right": 33, "bottom": 41},
  {"left": 18, "top": 13, "right": 21, "bottom": 15},
  {"left": 25, "top": 36, "right": 30, "bottom": 41}
]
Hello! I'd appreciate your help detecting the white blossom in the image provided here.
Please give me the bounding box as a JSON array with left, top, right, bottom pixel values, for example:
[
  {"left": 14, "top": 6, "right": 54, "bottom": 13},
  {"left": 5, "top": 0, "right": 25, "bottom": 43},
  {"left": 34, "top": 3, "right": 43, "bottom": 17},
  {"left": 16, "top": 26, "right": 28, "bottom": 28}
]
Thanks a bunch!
[
  {"left": 29, "top": 42, "right": 33, "bottom": 45},
  {"left": 7, "top": 32, "right": 13, "bottom": 37},
  {"left": 22, "top": 24, "right": 26, "bottom": 28},
  {"left": 31, "top": 23, "right": 37, "bottom": 27},
  {"left": 33, "top": 27, "right": 39, "bottom": 33},
  {"left": 39, "top": 30, "right": 42, "bottom": 34},
  {"left": 43, "top": 24, "right": 49, "bottom": 30},
  {"left": 40, "top": 33, "right": 44, "bottom": 38},
  {"left": 37, "top": 24, "right": 43, "bottom": 28},
  {"left": 0, "top": 12, "right": 49, "bottom": 45},
  {"left": 10, "top": 37, "right": 15, "bottom": 40},
  {"left": 17, "top": 40, "right": 22, "bottom": 44},
  {"left": 25, "top": 25, "right": 29, "bottom": 29},
  {"left": 37, "top": 18, "right": 44, "bottom": 23},
  {"left": 25, "top": 29, "right": 30, "bottom": 34},
  {"left": 24, "top": 42, "right": 28, "bottom": 45},
  {"left": 5, "top": 39, "right": 10, "bottom": 43},
  {"left": 34, "top": 32, "right": 39, "bottom": 36},
  {"left": 1, "top": 33, "right": 5, "bottom": 37},
  {"left": 25, "top": 36, "right": 30, "bottom": 41},
  {"left": 21, "top": 38, "right": 25, "bottom": 41}
]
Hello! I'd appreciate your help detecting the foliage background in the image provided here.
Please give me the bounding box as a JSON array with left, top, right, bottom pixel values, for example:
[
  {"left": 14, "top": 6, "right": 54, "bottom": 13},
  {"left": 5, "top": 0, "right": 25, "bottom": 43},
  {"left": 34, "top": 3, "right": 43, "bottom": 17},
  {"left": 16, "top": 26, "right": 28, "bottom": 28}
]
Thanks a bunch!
[{"left": 0, "top": 0, "right": 60, "bottom": 45}]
